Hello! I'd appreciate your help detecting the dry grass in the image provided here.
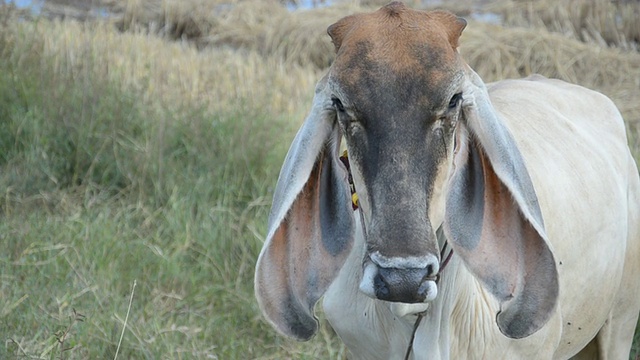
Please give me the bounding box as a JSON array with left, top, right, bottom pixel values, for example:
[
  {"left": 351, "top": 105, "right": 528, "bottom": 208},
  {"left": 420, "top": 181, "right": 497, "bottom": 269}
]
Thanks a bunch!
[
  {"left": 489, "top": 0, "right": 640, "bottom": 52},
  {"left": 460, "top": 21, "right": 640, "bottom": 129},
  {"left": 12, "top": 17, "right": 321, "bottom": 119},
  {"left": 111, "top": 0, "right": 232, "bottom": 39},
  {"left": 109, "top": 0, "right": 359, "bottom": 68},
  {"left": 201, "top": 1, "right": 350, "bottom": 68}
]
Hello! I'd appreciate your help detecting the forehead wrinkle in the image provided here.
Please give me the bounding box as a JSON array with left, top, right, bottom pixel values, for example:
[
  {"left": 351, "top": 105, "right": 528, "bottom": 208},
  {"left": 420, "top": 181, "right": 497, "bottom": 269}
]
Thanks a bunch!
[{"left": 331, "top": 52, "right": 457, "bottom": 118}]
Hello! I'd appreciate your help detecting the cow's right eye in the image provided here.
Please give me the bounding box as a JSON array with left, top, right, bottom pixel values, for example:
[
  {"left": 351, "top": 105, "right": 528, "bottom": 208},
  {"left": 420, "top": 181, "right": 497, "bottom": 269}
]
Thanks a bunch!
[{"left": 448, "top": 92, "right": 462, "bottom": 110}]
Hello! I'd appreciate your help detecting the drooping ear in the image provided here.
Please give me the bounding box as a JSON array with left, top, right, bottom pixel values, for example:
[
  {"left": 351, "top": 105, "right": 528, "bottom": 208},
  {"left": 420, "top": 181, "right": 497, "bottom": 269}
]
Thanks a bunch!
[
  {"left": 254, "top": 76, "right": 355, "bottom": 341},
  {"left": 444, "top": 69, "right": 559, "bottom": 339}
]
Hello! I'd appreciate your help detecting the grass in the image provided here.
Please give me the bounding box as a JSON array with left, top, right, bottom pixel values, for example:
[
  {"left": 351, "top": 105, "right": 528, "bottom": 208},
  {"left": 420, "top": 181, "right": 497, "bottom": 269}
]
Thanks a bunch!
[
  {"left": 491, "top": 0, "right": 640, "bottom": 52},
  {"left": 0, "top": 8, "right": 340, "bottom": 358},
  {"left": 0, "top": 1, "right": 638, "bottom": 359}
]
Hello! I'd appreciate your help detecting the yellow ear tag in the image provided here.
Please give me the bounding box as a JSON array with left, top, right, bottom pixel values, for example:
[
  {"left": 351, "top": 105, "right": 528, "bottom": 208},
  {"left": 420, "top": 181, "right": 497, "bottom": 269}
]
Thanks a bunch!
[
  {"left": 352, "top": 193, "right": 359, "bottom": 208},
  {"left": 339, "top": 149, "right": 359, "bottom": 210}
]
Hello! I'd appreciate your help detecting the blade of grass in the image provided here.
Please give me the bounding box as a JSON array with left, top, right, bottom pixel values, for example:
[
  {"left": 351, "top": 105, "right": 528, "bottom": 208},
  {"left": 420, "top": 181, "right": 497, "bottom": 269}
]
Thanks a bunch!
[{"left": 114, "top": 279, "right": 136, "bottom": 360}]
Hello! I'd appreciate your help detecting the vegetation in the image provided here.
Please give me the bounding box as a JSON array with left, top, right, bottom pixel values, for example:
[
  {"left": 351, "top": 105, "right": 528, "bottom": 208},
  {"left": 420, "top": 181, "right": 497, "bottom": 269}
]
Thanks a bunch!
[{"left": 0, "top": 0, "right": 638, "bottom": 359}]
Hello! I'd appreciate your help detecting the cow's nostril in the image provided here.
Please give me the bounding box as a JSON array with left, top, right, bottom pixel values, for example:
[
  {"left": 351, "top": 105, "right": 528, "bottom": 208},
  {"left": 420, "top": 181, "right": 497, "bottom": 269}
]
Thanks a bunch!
[
  {"left": 373, "top": 273, "right": 389, "bottom": 296},
  {"left": 426, "top": 264, "right": 434, "bottom": 277}
]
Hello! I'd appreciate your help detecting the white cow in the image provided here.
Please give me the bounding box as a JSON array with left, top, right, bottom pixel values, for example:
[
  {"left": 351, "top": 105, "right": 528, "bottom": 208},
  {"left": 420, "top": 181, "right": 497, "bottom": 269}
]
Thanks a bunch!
[{"left": 255, "top": 2, "right": 640, "bottom": 359}]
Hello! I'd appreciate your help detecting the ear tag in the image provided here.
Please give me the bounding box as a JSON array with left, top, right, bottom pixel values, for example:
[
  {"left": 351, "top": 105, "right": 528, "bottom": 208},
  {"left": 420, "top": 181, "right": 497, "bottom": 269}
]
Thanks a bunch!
[{"left": 339, "top": 150, "right": 359, "bottom": 210}]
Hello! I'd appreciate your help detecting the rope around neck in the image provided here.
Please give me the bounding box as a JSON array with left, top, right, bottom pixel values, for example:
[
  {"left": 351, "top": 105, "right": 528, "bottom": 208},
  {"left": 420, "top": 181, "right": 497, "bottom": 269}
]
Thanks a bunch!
[{"left": 403, "top": 242, "right": 454, "bottom": 360}]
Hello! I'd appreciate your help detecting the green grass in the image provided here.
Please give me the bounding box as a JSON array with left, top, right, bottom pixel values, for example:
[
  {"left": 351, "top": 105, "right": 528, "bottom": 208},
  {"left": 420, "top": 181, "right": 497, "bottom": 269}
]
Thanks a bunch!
[{"left": 0, "top": 197, "right": 277, "bottom": 359}]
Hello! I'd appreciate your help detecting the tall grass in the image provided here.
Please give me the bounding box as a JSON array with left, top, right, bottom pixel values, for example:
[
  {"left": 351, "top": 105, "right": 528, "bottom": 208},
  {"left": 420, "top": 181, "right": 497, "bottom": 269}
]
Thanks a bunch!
[
  {"left": 112, "top": 0, "right": 354, "bottom": 68},
  {"left": 0, "top": 8, "right": 341, "bottom": 359},
  {"left": 0, "top": 1, "right": 639, "bottom": 359}
]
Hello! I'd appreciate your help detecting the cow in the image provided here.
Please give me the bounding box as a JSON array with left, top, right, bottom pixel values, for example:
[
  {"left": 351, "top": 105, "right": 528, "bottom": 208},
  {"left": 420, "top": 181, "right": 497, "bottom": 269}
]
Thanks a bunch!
[{"left": 254, "top": 2, "right": 640, "bottom": 359}]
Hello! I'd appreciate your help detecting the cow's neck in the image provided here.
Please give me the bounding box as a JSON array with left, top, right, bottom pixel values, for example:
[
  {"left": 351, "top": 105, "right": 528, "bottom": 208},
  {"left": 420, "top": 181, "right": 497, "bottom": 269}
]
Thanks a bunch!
[{"left": 414, "top": 254, "right": 501, "bottom": 360}]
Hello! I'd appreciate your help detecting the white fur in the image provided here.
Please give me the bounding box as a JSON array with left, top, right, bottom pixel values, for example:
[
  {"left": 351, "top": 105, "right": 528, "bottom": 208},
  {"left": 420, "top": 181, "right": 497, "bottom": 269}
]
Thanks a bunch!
[{"left": 323, "top": 75, "right": 640, "bottom": 359}]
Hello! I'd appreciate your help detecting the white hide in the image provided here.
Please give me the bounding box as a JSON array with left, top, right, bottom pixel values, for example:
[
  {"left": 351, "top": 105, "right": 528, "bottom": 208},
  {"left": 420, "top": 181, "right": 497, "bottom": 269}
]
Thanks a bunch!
[{"left": 323, "top": 76, "right": 640, "bottom": 360}]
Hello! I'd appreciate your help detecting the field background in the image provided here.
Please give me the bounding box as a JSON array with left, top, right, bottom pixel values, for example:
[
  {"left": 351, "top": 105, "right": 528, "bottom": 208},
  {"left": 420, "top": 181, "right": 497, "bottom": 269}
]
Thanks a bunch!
[{"left": 0, "top": 0, "right": 639, "bottom": 358}]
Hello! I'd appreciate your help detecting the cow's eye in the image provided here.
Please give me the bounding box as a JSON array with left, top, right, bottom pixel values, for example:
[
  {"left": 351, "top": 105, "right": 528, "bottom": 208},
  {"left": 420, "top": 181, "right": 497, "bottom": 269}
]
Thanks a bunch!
[
  {"left": 448, "top": 92, "right": 462, "bottom": 110},
  {"left": 332, "top": 97, "right": 345, "bottom": 113}
]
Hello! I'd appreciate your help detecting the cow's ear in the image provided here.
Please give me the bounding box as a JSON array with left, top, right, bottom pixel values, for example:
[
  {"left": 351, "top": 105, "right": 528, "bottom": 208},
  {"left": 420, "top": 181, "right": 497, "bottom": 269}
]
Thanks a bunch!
[
  {"left": 254, "top": 76, "right": 355, "bottom": 341},
  {"left": 327, "top": 14, "right": 359, "bottom": 52},
  {"left": 428, "top": 10, "right": 467, "bottom": 49},
  {"left": 444, "top": 68, "right": 559, "bottom": 339}
]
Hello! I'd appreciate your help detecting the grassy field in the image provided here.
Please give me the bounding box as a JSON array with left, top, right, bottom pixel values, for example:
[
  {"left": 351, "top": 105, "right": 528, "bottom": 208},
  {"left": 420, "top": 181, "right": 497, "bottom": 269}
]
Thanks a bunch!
[{"left": 0, "top": 0, "right": 639, "bottom": 359}]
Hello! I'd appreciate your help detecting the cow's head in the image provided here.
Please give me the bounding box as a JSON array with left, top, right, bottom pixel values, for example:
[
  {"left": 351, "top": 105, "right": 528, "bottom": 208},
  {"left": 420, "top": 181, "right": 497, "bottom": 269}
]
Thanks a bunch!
[{"left": 255, "top": 1, "right": 558, "bottom": 342}]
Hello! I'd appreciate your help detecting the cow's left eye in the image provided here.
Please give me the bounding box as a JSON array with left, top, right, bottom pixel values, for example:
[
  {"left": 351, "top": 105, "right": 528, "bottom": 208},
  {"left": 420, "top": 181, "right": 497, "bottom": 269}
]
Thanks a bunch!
[
  {"left": 448, "top": 92, "right": 462, "bottom": 110},
  {"left": 332, "top": 97, "right": 346, "bottom": 113}
]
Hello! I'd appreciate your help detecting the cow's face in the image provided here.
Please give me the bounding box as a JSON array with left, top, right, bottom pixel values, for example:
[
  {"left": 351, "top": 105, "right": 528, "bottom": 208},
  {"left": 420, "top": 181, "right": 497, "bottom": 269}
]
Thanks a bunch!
[{"left": 327, "top": 2, "right": 467, "bottom": 303}]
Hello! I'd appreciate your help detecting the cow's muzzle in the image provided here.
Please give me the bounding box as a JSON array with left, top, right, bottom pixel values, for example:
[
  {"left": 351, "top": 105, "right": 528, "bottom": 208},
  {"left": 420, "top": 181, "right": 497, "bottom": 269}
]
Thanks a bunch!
[{"left": 359, "top": 253, "right": 439, "bottom": 303}]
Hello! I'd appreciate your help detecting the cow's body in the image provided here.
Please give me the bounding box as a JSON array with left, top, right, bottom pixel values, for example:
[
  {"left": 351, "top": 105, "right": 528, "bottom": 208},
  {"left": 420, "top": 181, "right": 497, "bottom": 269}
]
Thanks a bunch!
[
  {"left": 324, "top": 77, "right": 640, "bottom": 359},
  {"left": 254, "top": 3, "right": 640, "bottom": 359}
]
